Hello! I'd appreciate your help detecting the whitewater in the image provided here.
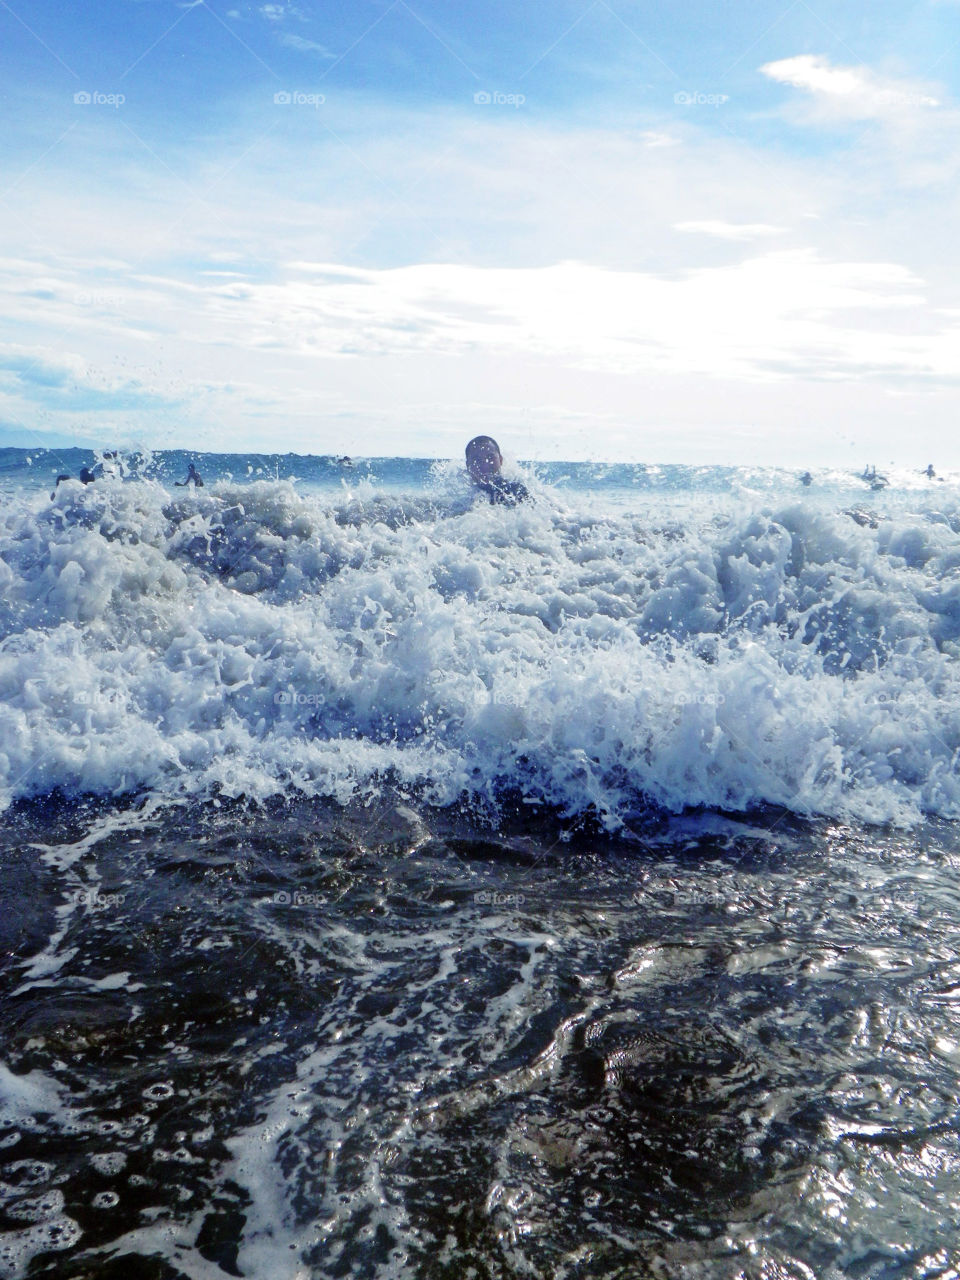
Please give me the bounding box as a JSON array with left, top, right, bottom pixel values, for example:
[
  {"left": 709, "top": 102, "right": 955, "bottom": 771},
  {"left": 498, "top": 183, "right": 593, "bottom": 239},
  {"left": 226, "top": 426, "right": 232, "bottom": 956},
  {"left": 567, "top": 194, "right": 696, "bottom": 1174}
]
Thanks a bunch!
[{"left": 0, "top": 448, "right": 958, "bottom": 826}]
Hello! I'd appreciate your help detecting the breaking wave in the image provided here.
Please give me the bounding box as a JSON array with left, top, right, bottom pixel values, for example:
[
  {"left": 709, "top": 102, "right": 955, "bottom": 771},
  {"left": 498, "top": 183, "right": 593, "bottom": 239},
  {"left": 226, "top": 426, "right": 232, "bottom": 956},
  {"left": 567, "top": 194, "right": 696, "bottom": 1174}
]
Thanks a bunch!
[{"left": 1, "top": 467, "right": 959, "bottom": 826}]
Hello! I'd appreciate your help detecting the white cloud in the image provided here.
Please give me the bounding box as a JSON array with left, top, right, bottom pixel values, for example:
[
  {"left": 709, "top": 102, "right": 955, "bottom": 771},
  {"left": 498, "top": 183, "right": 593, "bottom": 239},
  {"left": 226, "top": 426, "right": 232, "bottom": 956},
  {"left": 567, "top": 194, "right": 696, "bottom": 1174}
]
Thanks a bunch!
[
  {"left": 3, "top": 91, "right": 960, "bottom": 462},
  {"left": 195, "top": 254, "right": 945, "bottom": 383},
  {"left": 0, "top": 342, "right": 177, "bottom": 402},
  {"left": 639, "top": 131, "right": 679, "bottom": 148},
  {"left": 761, "top": 54, "right": 940, "bottom": 119},
  {"left": 257, "top": 2, "right": 309, "bottom": 21},
  {"left": 2, "top": 245, "right": 955, "bottom": 456},
  {"left": 279, "top": 33, "right": 335, "bottom": 57},
  {"left": 675, "top": 221, "right": 786, "bottom": 241}
]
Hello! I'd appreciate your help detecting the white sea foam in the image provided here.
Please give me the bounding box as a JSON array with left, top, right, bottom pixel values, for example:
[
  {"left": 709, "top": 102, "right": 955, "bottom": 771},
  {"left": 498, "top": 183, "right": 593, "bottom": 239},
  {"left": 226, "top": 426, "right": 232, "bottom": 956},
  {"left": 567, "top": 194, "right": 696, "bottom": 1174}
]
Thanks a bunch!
[
  {"left": 0, "top": 1066, "right": 68, "bottom": 1130},
  {"left": 0, "top": 1068, "right": 84, "bottom": 1278},
  {"left": 0, "top": 1216, "right": 82, "bottom": 1279},
  {"left": 0, "top": 472, "right": 958, "bottom": 825}
]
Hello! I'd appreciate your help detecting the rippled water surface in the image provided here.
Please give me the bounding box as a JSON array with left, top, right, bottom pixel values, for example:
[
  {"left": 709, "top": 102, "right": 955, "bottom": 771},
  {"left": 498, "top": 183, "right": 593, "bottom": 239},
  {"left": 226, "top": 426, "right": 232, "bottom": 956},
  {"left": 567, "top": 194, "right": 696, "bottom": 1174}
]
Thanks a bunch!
[{"left": 2, "top": 796, "right": 959, "bottom": 1278}]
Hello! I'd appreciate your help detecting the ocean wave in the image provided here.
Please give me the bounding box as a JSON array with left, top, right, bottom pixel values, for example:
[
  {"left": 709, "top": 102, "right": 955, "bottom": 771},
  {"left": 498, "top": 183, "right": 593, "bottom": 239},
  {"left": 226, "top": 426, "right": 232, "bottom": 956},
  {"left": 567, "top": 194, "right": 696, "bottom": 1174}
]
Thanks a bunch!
[{"left": 1, "top": 474, "right": 958, "bottom": 826}]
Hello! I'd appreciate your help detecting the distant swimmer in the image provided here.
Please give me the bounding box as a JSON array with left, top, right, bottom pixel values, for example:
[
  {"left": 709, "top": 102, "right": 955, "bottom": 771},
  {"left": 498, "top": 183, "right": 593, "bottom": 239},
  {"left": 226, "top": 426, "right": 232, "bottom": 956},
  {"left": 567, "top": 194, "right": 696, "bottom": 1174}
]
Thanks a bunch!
[
  {"left": 924, "top": 463, "right": 936, "bottom": 479},
  {"left": 799, "top": 471, "right": 813, "bottom": 487},
  {"left": 465, "top": 435, "right": 529, "bottom": 506},
  {"left": 175, "top": 462, "right": 204, "bottom": 487},
  {"left": 50, "top": 465, "right": 100, "bottom": 498},
  {"left": 337, "top": 456, "right": 353, "bottom": 467},
  {"left": 861, "top": 464, "right": 888, "bottom": 491}
]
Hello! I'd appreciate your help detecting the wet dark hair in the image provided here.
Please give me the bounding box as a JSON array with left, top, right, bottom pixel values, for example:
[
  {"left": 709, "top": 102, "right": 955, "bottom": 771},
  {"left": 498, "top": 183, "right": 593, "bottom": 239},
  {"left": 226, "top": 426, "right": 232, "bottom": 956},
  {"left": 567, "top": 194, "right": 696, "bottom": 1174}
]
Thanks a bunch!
[{"left": 465, "top": 435, "right": 501, "bottom": 459}]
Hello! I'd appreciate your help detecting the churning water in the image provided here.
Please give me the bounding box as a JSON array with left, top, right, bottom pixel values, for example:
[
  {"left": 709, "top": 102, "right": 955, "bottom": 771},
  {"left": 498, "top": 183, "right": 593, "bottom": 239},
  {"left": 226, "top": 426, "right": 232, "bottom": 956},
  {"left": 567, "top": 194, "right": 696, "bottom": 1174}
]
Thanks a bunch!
[{"left": 1, "top": 447, "right": 958, "bottom": 1277}]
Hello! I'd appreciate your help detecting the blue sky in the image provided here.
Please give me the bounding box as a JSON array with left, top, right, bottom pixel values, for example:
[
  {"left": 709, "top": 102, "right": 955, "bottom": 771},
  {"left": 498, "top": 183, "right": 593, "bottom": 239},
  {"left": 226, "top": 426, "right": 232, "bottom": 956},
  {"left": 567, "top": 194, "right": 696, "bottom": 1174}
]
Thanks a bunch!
[{"left": 2, "top": 0, "right": 959, "bottom": 462}]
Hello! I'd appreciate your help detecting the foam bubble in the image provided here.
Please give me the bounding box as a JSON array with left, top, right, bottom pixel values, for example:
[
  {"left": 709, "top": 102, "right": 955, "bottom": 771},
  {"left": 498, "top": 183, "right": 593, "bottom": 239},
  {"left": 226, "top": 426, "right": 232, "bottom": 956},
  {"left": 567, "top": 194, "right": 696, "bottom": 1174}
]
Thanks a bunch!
[{"left": 142, "top": 1083, "right": 174, "bottom": 1102}]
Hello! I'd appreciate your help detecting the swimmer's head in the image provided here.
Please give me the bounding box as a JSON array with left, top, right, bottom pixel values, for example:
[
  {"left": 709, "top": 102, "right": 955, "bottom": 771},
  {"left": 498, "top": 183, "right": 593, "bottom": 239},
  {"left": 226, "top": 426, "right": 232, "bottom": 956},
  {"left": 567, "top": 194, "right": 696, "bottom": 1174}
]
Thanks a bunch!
[{"left": 465, "top": 435, "right": 502, "bottom": 483}]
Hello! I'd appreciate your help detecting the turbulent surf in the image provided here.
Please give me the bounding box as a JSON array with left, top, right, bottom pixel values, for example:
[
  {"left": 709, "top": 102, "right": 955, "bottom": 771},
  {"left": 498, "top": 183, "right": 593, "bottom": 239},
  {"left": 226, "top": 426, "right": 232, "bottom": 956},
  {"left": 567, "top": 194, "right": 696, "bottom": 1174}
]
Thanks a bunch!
[
  {"left": 1, "top": 451, "right": 958, "bottom": 826},
  {"left": 1, "top": 450, "right": 958, "bottom": 1280}
]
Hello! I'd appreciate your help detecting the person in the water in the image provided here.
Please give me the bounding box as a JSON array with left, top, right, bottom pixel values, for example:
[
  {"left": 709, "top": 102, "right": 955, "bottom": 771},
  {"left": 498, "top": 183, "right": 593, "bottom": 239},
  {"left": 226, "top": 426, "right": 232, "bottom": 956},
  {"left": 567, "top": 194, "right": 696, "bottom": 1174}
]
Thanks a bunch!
[
  {"left": 861, "top": 464, "right": 888, "bottom": 491},
  {"left": 175, "top": 462, "right": 203, "bottom": 487},
  {"left": 924, "top": 463, "right": 936, "bottom": 479},
  {"left": 50, "top": 463, "right": 102, "bottom": 497},
  {"left": 799, "top": 471, "right": 813, "bottom": 486},
  {"left": 465, "top": 436, "right": 529, "bottom": 506}
]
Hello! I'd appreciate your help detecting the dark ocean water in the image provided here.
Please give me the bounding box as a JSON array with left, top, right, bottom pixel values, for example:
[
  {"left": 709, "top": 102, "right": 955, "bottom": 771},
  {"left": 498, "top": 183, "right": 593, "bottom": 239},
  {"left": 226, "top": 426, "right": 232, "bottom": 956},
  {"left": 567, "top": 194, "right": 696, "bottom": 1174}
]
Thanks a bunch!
[{"left": 1, "top": 448, "right": 959, "bottom": 1277}]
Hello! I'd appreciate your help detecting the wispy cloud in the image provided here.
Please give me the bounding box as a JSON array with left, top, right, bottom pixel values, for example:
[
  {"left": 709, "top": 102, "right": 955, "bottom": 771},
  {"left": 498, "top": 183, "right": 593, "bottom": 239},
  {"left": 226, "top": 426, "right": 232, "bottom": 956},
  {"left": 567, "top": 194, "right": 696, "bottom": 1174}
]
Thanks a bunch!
[
  {"left": 2, "top": 38, "right": 959, "bottom": 463},
  {"left": 761, "top": 54, "right": 940, "bottom": 119},
  {"left": 675, "top": 221, "right": 786, "bottom": 241},
  {"left": 2, "top": 239, "right": 955, "bottom": 459},
  {"left": 203, "top": 254, "right": 944, "bottom": 380},
  {"left": 279, "top": 33, "right": 335, "bottom": 57},
  {"left": 639, "top": 131, "right": 680, "bottom": 148},
  {"left": 0, "top": 343, "right": 179, "bottom": 410}
]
